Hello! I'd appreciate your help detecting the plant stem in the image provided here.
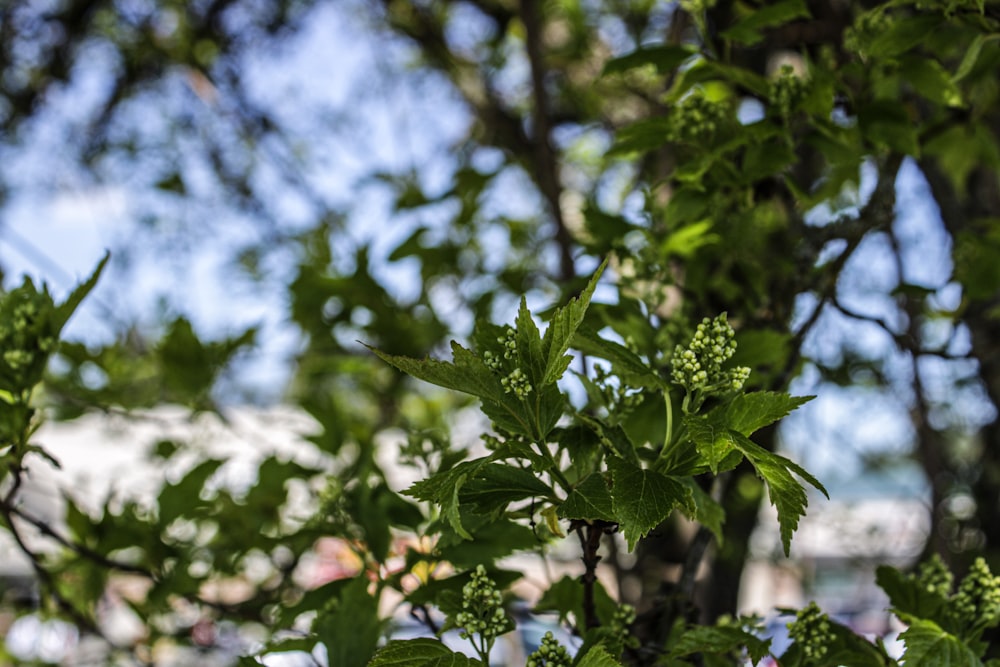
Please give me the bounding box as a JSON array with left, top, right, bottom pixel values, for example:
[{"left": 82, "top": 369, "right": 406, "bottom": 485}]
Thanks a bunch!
[{"left": 575, "top": 520, "right": 610, "bottom": 630}]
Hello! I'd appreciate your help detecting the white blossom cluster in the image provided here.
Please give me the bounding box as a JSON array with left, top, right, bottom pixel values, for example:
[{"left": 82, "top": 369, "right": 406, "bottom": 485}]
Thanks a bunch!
[
  {"left": 787, "top": 601, "right": 834, "bottom": 661},
  {"left": 453, "top": 565, "right": 510, "bottom": 642},
  {"left": 526, "top": 631, "right": 571, "bottom": 667},
  {"left": 670, "top": 314, "right": 750, "bottom": 394},
  {"left": 954, "top": 557, "right": 1000, "bottom": 626}
]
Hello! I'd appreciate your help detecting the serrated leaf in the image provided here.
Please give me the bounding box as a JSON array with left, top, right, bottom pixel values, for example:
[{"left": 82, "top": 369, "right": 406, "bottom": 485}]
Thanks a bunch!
[
  {"left": 678, "top": 477, "right": 725, "bottom": 545},
  {"left": 515, "top": 297, "right": 546, "bottom": 385},
  {"left": 459, "top": 463, "right": 553, "bottom": 511},
  {"left": 577, "top": 644, "right": 624, "bottom": 667},
  {"left": 731, "top": 433, "right": 827, "bottom": 556},
  {"left": 405, "top": 457, "right": 493, "bottom": 539},
  {"left": 54, "top": 252, "right": 109, "bottom": 332},
  {"left": 876, "top": 565, "right": 951, "bottom": 626},
  {"left": 685, "top": 411, "right": 738, "bottom": 474},
  {"left": 559, "top": 473, "right": 616, "bottom": 522},
  {"left": 372, "top": 342, "right": 538, "bottom": 438},
  {"left": 672, "top": 624, "right": 771, "bottom": 664},
  {"left": 571, "top": 327, "right": 661, "bottom": 388},
  {"left": 898, "top": 618, "right": 980, "bottom": 667},
  {"left": 315, "top": 575, "right": 385, "bottom": 667},
  {"left": 369, "top": 342, "right": 502, "bottom": 404},
  {"left": 540, "top": 260, "right": 607, "bottom": 386},
  {"left": 368, "top": 639, "right": 481, "bottom": 667},
  {"left": 603, "top": 44, "right": 694, "bottom": 75},
  {"left": 725, "top": 392, "right": 814, "bottom": 436},
  {"left": 609, "top": 457, "right": 691, "bottom": 550},
  {"left": 720, "top": 0, "right": 810, "bottom": 45},
  {"left": 436, "top": 515, "right": 538, "bottom": 566}
]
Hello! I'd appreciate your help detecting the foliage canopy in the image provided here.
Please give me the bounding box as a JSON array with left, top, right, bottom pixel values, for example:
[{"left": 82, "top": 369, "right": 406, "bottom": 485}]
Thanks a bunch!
[{"left": 2, "top": 0, "right": 1000, "bottom": 665}]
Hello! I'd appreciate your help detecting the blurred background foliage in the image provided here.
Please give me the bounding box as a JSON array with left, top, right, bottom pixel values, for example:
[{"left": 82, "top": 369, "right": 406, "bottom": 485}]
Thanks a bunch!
[{"left": 2, "top": 0, "right": 1000, "bottom": 663}]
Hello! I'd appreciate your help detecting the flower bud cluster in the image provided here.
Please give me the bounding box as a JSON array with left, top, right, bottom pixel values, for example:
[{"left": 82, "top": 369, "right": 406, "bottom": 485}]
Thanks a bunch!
[
  {"left": 953, "top": 557, "right": 1000, "bottom": 626},
  {"left": 611, "top": 603, "right": 636, "bottom": 635},
  {"left": 670, "top": 314, "right": 749, "bottom": 394},
  {"left": 483, "top": 327, "right": 517, "bottom": 372},
  {"left": 787, "top": 601, "right": 834, "bottom": 661},
  {"left": 453, "top": 565, "right": 510, "bottom": 642},
  {"left": 0, "top": 282, "right": 58, "bottom": 393},
  {"left": 770, "top": 65, "right": 806, "bottom": 117},
  {"left": 483, "top": 327, "right": 534, "bottom": 399},
  {"left": 611, "top": 603, "right": 639, "bottom": 649},
  {"left": 526, "top": 631, "right": 571, "bottom": 667},
  {"left": 501, "top": 368, "right": 532, "bottom": 399},
  {"left": 666, "top": 90, "right": 729, "bottom": 144},
  {"left": 915, "top": 553, "right": 953, "bottom": 598}
]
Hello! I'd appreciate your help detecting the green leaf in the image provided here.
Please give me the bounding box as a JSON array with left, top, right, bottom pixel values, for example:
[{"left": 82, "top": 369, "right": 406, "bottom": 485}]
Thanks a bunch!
[
  {"left": 571, "top": 328, "right": 661, "bottom": 388},
  {"left": 721, "top": 0, "right": 810, "bottom": 45},
  {"left": 603, "top": 44, "right": 695, "bottom": 75},
  {"left": 435, "top": 516, "right": 538, "bottom": 567},
  {"left": 609, "top": 457, "right": 691, "bottom": 550},
  {"left": 540, "top": 259, "right": 607, "bottom": 386},
  {"left": 576, "top": 644, "right": 625, "bottom": 667},
  {"left": 742, "top": 139, "right": 796, "bottom": 180},
  {"left": 372, "top": 342, "right": 540, "bottom": 438},
  {"left": 953, "top": 33, "right": 1000, "bottom": 83},
  {"left": 315, "top": 575, "right": 386, "bottom": 667},
  {"left": 678, "top": 478, "right": 725, "bottom": 545},
  {"left": 54, "top": 252, "right": 109, "bottom": 333},
  {"left": 897, "top": 618, "right": 981, "bottom": 667},
  {"left": 875, "top": 565, "right": 950, "bottom": 627},
  {"left": 866, "top": 14, "right": 940, "bottom": 58},
  {"left": 672, "top": 624, "right": 771, "bottom": 664},
  {"left": 901, "top": 56, "right": 963, "bottom": 107},
  {"left": 730, "top": 433, "right": 827, "bottom": 555},
  {"left": 405, "top": 457, "right": 493, "bottom": 539},
  {"left": 662, "top": 220, "right": 720, "bottom": 258},
  {"left": 370, "top": 342, "right": 503, "bottom": 405},
  {"left": 685, "top": 391, "right": 809, "bottom": 474},
  {"left": 858, "top": 100, "right": 918, "bottom": 155},
  {"left": 685, "top": 411, "right": 738, "bottom": 475},
  {"left": 368, "top": 639, "right": 481, "bottom": 667},
  {"left": 515, "top": 297, "right": 546, "bottom": 386},
  {"left": 664, "top": 187, "right": 710, "bottom": 225},
  {"left": 725, "top": 392, "right": 814, "bottom": 436},
  {"left": 458, "top": 463, "right": 553, "bottom": 511},
  {"left": 559, "top": 473, "right": 616, "bottom": 522}
]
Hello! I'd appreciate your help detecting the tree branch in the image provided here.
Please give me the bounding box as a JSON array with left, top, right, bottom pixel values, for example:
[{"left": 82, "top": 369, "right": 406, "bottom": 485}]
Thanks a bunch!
[{"left": 519, "top": 0, "right": 576, "bottom": 282}]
